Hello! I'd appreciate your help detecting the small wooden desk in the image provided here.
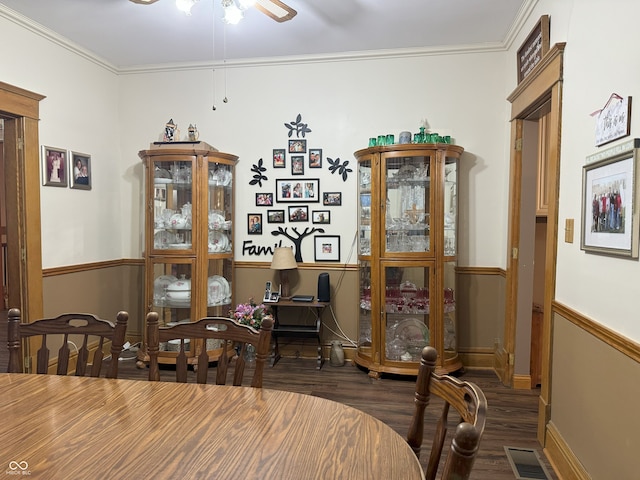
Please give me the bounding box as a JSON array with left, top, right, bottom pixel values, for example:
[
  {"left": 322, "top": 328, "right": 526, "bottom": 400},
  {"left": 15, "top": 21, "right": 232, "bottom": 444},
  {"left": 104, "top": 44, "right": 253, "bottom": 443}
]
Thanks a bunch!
[
  {"left": 269, "top": 299, "right": 329, "bottom": 369},
  {"left": 0, "top": 374, "right": 424, "bottom": 479}
]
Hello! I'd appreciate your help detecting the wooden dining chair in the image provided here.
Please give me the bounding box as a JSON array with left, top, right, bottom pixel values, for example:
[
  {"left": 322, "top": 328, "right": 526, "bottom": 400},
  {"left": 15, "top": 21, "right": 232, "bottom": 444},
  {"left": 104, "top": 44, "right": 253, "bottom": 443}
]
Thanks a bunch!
[
  {"left": 407, "top": 346, "right": 487, "bottom": 480},
  {"left": 146, "top": 312, "right": 274, "bottom": 387},
  {"left": 7, "top": 308, "right": 129, "bottom": 378}
]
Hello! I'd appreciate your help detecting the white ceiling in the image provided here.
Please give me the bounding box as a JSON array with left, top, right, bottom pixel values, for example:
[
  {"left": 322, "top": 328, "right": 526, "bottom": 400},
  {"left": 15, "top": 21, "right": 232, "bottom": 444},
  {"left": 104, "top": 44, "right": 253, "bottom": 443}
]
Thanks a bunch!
[{"left": 0, "top": 0, "right": 531, "bottom": 70}]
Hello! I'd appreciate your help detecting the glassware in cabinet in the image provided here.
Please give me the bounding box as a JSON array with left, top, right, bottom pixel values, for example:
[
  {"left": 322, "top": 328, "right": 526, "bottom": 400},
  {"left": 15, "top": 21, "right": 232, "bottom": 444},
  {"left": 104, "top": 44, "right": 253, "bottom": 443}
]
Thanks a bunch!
[
  {"left": 354, "top": 143, "right": 464, "bottom": 376},
  {"left": 138, "top": 143, "right": 238, "bottom": 367},
  {"left": 383, "top": 153, "right": 432, "bottom": 255},
  {"left": 152, "top": 158, "right": 194, "bottom": 252}
]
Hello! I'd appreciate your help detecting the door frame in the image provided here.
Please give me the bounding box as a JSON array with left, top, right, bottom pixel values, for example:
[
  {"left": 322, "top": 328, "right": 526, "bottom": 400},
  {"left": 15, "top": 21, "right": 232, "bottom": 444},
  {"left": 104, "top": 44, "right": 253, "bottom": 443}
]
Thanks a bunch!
[
  {"left": 503, "top": 44, "right": 565, "bottom": 444},
  {"left": 0, "top": 81, "right": 45, "bottom": 323}
]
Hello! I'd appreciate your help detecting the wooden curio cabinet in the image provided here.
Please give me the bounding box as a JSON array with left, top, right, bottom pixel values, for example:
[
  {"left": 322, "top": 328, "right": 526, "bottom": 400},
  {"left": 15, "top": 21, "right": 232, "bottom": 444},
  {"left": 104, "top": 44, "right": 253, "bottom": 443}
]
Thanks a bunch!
[
  {"left": 136, "top": 142, "right": 237, "bottom": 367},
  {"left": 354, "top": 143, "right": 464, "bottom": 377}
]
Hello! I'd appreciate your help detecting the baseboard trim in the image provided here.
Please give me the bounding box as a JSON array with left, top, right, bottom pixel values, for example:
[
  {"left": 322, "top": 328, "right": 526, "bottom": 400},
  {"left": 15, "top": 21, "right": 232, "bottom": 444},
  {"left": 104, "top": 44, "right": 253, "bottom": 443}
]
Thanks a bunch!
[
  {"left": 545, "top": 421, "right": 590, "bottom": 480},
  {"left": 512, "top": 374, "right": 532, "bottom": 390},
  {"left": 459, "top": 349, "right": 495, "bottom": 368}
]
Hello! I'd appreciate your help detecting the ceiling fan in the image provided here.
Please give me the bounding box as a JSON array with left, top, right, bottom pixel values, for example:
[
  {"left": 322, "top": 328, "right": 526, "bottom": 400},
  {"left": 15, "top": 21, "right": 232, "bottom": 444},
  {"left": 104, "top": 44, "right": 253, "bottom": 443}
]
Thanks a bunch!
[{"left": 129, "top": 0, "right": 297, "bottom": 23}]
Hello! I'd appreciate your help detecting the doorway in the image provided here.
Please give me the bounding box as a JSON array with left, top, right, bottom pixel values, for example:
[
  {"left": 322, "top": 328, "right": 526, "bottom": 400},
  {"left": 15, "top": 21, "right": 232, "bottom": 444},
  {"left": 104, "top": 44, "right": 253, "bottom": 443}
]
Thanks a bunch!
[
  {"left": 0, "top": 81, "right": 46, "bottom": 323},
  {"left": 502, "top": 43, "right": 565, "bottom": 444}
]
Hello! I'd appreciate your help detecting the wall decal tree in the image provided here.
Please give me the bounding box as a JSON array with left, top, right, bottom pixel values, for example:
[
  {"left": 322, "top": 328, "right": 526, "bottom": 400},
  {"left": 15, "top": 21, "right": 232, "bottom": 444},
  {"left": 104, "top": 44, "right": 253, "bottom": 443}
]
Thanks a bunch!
[{"left": 271, "top": 225, "right": 325, "bottom": 262}]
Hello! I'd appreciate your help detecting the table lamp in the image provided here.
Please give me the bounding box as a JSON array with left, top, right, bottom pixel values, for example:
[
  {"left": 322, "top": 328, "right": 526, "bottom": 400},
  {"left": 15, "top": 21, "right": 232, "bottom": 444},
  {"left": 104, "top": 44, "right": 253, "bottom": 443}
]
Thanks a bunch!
[{"left": 270, "top": 247, "right": 297, "bottom": 299}]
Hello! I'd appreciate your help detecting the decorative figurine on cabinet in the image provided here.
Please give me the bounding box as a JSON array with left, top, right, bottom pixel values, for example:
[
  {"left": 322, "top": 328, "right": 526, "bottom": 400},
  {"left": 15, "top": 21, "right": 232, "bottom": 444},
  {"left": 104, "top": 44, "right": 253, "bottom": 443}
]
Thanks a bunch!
[
  {"left": 188, "top": 124, "right": 199, "bottom": 142},
  {"left": 163, "top": 118, "right": 178, "bottom": 142}
]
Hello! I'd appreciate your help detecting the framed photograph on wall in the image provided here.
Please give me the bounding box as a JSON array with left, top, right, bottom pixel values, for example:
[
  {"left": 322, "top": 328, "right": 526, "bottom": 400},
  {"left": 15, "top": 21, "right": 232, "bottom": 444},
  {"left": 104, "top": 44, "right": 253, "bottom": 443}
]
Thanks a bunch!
[
  {"left": 248, "top": 213, "right": 263, "bottom": 235},
  {"left": 41, "top": 146, "right": 68, "bottom": 187},
  {"left": 309, "top": 149, "right": 322, "bottom": 168},
  {"left": 581, "top": 138, "right": 640, "bottom": 258},
  {"left": 314, "top": 235, "right": 340, "bottom": 262},
  {"left": 288, "top": 205, "right": 308, "bottom": 222},
  {"left": 291, "top": 156, "right": 304, "bottom": 175},
  {"left": 312, "top": 210, "right": 330, "bottom": 224},
  {"left": 273, "top": 149, "right": 286, "bottom": 168},
  {"left": 323, "top": 192, "right": 342, "bottom": 206},
  {"left": 267, "top": 209, "right": 285, "bottom": 223},
  {"left": 70, "top": 151, "right": 92, "bottom": 190},
  {"left": 255, "top": 192, "right": 273, "bottom": 206},
  {"left": 276, "top": 178, "right": 320, "bottom": 202},
  {"left": 288, "top": 139, "right": 306, "bottom": 153}
]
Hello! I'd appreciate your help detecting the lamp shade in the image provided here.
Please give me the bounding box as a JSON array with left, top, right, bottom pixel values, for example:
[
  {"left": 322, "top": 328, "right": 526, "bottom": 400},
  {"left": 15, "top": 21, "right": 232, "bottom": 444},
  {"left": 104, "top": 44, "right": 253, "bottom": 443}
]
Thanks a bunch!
[{"left": 270, "top": 247, "right": 297, "bottom": 270}]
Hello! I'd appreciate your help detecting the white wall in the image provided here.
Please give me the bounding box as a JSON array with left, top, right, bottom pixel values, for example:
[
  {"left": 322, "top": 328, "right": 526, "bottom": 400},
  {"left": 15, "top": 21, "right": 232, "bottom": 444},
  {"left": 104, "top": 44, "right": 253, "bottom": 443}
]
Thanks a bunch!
[
  {"left": 0, "top": 11, "right": 122, "bottom": 269},
  {"left": 2, "top": 7, "right": 512, "bottom": 271},
  {"left": 118, "top": 52, "right": 512, "bottom": 266},
  {"left": 508, "top": 0, "right": 640, "bottom": 342}
]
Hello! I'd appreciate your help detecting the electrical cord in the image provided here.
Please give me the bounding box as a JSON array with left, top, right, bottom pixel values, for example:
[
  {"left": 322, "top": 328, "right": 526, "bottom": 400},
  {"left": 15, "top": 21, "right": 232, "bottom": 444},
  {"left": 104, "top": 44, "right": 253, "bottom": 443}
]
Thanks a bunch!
[{"left": 321, "top": 229, "right": 359, "bottom": 347}]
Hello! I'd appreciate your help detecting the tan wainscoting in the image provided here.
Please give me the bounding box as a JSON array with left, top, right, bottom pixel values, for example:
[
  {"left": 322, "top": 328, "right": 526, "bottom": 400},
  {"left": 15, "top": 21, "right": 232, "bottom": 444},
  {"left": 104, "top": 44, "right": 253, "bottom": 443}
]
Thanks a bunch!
[
  {"left": 42, "top": 259, "right": 144, "bottom": 343},
  {"left": 458, "top": 347, "right": 496, "bottom": 368},
  {"left": 548, "top": 301, "right": 640, "bottom": 480},
  {"left": 545, "top": 422, "right": 590, "bottom": 480},
  {"left": 456, "top": 267, "right": 506, "bottom": 369},
  {"left": 39, "top": 260, "right": 510, "bottom": 371}
]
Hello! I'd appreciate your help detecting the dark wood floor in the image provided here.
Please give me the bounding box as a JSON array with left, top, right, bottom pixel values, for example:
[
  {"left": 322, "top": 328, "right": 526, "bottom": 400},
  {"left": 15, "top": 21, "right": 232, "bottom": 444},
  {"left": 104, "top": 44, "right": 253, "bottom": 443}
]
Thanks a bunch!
[{"left": 1, "top": 315, "right": 557, "bottom": 479}]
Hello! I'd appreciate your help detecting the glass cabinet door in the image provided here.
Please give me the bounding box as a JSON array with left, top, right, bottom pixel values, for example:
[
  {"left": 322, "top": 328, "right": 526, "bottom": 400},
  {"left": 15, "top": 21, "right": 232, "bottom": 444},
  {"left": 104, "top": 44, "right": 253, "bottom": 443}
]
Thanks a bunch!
[
  {"left": 358, "top": 158, "right": 373, "bottom": 256},
  {"left": 207, "top": 162, "right": 233, "bottom": 255},
  {"left": 152, "top": 158, "right": 194, "bottom": 252},
  {"left": 444, "top": 156, "right": 458, "bottom": 257},
  {"left": 382, "top": 263, "right": 432, "bottom": 364},
  {"left": 383, "top": 154, "right": 432, "bottom": 255},
  {"left": 357, "top": 260, "right": 373, "bottom": 362},
  {"left": 206, "top": 257, "right": 233, "bottom": 317},
  {"left": 354, "top": 144, "right": 464, "bottom": 376},
  {"left": 443, "top": 260, "right": 457, "bottom": 362},
  {"left": 151, "top": 258, "right": 195, "bottom": 330}
]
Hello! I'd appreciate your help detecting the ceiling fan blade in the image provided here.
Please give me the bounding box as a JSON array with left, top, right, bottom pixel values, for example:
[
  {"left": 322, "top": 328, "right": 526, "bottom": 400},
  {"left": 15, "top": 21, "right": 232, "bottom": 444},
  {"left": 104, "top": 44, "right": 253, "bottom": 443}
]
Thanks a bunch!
[
  {"left": 254, "top": 0, "right": 297, "bottom": 22},
  {"left": 129, "top": 0, "right": 161, "bottom": 4}
]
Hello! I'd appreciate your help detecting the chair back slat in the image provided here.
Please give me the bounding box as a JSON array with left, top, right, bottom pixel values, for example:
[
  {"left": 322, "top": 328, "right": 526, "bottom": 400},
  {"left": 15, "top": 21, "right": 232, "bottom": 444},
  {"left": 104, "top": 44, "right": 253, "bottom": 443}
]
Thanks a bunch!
[
  {"left": 56, "top": 335, "right": 71, "bottom": 375},
  {"left": 7, "top": 308, "right": 129, "bottom": 378},
  {"left": 36, "top": 337, "right": 51, "bottom": 375},
  {"left": 407, "top": 346, "right": 487, "bottom": 480},
  {"left": 146, "top": 313, "right": 273, "bottom": 387}
]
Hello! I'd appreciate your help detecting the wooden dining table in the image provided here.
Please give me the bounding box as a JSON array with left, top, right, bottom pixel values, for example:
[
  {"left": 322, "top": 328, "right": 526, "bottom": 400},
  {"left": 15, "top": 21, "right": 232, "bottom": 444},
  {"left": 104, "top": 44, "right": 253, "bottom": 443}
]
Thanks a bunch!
[{"left": 0, "top": 373, "right": 424, "bottom": 479}]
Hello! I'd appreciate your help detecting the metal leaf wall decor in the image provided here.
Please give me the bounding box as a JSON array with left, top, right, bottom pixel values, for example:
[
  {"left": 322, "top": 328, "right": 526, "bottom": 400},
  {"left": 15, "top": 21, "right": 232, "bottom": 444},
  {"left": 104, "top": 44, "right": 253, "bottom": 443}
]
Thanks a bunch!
[
  {"left": 284, "top": 113, "right": 312, "bottom": 138},
  {"left": 249, "top": 158, "right": 268, "bottom": 187},
  {"left": 327, "top": 157, "right": 352, "bottom": 182}
]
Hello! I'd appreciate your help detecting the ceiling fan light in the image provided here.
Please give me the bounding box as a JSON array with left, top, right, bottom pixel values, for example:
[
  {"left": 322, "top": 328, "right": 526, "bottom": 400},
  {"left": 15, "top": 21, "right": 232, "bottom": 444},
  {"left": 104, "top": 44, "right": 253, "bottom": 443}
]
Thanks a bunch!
[
  {"left": 223, "top": 2, "right": 244, "bottom": 24},
  {"left": 175, "top": 0, "right": 197, "bottom": 15},
  {"left": 238, "top": 0, "right": 256, "bottom": 10}
]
